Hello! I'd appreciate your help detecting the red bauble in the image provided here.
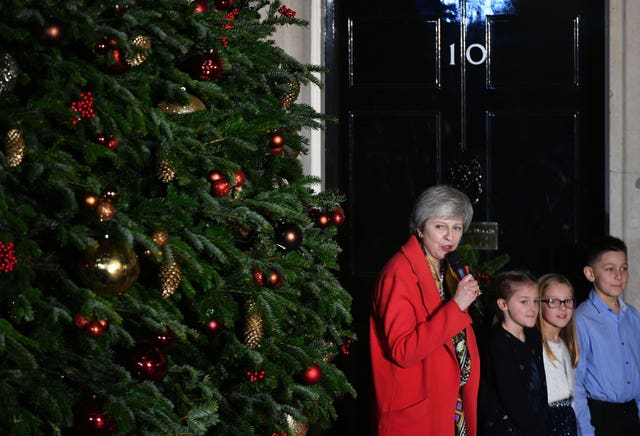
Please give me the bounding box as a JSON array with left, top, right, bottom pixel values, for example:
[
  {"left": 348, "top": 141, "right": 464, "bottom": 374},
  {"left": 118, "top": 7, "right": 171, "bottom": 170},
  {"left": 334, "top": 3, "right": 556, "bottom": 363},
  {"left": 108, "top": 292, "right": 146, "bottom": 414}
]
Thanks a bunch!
[
  {"left": 103, "top": 50, "right": 129, "bottom": 74},
  {"left": 252, "top": 269, "right": 264, "bottom": 286},
  {"left": 269, "top": 131, "right": 285, "bottom": 155},
  {"left": 202, "top": 52, "right": 223, "bottom": 80},
  {"left": 315, "top": 212, "right": 331, "bottom": 228},
  {"left": 96, "top": 39, "right": 129, "bottom": 74},
  {"left": 330, "top": 205, "right": 346, "bottom": 227},
  {"left": 86, "top": 319, "right": 108, "bottom": 338},
  {"left": 214, "top": 0, "right": 235, "bottom": 10},
  {"left": 301, "top": 362, "right": 323, "bottom": 385},
  {"left": 206, "top": 318, "right": 221, "bottom": 335},
  {"left": 96, "top": 38, "right": 117, "bottom": 54},
  {"left": 264, "top": 270, "right": 284, "bottom": 289},
  {"left": 74, "top": 313, "right": 89, "bottom": 329},
  {"left": 208, "top": 169, "right": 224, "bottom": 182},
  {"left": 234, "top": 169, "right": 246, "bottom": 187},
  {"left": 274, "top": 222, "right": 303, "bottom": 251},
  {"left": 73, "top": 395, "right": 116, "bottom": 435},
  {"left": 132, "top": 347, "right": 168, "bottom": 382},
  {"left": 211, "top": 179, "right": 231, "bottom": 197},
  {"left": 42, "top": 22, "right": 63, "bottom": 45},
  {"left": 193, "top": 0, "right": 210, "bottom": 12}
]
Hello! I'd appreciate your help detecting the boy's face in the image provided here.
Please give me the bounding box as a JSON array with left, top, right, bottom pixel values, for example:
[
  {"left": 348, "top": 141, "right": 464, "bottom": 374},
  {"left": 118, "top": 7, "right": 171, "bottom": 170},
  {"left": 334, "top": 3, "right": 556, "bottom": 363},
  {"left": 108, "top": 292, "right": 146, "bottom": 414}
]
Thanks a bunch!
[{"left": 583, "top": 250, "right": 628, "bottom": 300}]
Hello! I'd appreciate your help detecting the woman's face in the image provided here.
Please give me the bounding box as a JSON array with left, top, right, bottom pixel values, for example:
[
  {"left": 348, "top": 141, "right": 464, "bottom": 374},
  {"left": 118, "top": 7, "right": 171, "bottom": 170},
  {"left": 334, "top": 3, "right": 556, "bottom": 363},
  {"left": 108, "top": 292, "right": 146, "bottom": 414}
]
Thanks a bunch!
[
  {"left": 541, "top": 283, "right": 574, "bottom": 329},
  {"left": 419, "top": 216, "right": 464, "bottom": 261}
]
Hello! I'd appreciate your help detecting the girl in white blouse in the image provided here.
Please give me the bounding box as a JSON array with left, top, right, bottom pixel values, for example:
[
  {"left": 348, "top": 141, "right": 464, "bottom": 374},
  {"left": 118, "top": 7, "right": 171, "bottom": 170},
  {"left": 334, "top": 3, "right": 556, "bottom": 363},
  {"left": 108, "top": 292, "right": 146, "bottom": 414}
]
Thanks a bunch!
[{"left": 537, "top": 273, "right": 580, "bottom": 436}]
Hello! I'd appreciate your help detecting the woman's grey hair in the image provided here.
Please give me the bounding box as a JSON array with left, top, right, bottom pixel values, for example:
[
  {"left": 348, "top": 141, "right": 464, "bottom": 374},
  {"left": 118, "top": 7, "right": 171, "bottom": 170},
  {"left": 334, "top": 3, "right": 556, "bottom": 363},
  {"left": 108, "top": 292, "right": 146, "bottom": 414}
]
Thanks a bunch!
[{"left": 409, "top": 185, "right": 474, "bottom": 235}]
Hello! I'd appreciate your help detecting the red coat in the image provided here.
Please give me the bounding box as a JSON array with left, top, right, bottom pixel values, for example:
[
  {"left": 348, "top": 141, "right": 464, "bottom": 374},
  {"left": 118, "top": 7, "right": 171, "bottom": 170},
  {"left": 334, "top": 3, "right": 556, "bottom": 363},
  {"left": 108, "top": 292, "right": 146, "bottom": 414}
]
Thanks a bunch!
[{"left": 370, "top": 236, "right": 480, "bottom": 436}]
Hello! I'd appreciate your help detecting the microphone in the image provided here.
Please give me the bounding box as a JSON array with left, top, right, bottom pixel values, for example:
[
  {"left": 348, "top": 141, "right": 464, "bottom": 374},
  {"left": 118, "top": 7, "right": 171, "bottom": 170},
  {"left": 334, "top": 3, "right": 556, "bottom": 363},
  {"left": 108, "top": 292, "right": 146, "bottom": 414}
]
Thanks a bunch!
[{"left": 446, "top": 251, "right": 483, "bottom": 317}]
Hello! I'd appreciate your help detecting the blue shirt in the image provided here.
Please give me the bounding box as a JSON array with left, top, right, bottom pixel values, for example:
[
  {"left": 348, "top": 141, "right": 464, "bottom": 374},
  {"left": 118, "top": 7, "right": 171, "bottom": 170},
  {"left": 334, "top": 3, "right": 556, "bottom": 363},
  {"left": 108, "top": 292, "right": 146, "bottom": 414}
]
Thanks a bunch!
[{"left": 573, "top": 290, "right": 640, "bottom": 436}]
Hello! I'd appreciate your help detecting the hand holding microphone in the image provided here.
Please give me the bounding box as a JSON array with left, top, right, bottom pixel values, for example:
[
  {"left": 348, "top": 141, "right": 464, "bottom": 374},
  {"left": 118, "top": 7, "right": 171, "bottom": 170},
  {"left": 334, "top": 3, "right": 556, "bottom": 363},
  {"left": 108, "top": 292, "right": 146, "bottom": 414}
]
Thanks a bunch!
[{"left": 446, "top": 251, "right": 483, "bottom": 314}]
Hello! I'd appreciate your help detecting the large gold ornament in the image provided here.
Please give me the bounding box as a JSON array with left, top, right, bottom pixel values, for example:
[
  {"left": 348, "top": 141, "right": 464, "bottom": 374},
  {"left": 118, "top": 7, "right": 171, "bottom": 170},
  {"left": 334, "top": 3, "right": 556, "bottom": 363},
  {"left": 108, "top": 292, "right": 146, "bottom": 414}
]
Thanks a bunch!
[
  {"left": 157, "top": 93, "right": 206, "bottom": 115},
  {"left": 79, "top": 237, "right": 140, "bottom": 297}
]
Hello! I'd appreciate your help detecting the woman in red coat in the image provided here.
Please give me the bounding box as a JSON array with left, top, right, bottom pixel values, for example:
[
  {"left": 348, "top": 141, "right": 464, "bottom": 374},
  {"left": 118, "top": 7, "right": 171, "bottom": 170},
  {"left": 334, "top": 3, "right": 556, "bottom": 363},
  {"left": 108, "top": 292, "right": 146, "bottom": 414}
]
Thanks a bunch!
[{"left": 370, "top": 185, "right": 482, "bottom": 436}]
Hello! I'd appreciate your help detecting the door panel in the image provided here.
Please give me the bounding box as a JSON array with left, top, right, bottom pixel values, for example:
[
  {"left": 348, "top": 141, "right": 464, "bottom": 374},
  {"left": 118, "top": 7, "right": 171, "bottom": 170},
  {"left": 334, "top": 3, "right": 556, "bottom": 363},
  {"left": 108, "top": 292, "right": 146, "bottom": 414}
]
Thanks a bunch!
[{"left": 349, "top": 111, "right": 441, "bottom": 276}]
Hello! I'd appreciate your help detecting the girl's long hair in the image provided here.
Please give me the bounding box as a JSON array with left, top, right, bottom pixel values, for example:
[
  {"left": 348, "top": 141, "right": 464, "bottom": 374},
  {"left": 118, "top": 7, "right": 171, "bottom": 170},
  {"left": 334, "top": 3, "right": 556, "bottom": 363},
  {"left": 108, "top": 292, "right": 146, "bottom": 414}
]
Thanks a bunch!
[{"left": 536, "top": 273, "right": 580, "bottom": 367}]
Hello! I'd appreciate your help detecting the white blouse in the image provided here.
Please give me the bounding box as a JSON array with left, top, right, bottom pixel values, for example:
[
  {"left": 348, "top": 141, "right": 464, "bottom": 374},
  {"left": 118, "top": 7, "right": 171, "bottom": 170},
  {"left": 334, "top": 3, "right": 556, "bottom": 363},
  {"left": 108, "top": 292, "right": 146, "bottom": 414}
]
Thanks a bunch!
[{"left": 543, "top": 338, "right": 575, "bottom": 404}]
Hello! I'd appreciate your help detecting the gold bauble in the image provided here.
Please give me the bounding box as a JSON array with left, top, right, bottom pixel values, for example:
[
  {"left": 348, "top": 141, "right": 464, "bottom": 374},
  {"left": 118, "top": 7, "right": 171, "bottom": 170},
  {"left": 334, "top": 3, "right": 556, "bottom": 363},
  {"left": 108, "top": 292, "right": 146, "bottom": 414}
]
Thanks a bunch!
[
  {"left": 79, "top": 237, "right": 140, "bottom": 297},
  {"left": 285, "top": 414, "right": 309, "bottom": 436},
  {"left": 243, "top": 299, "right": 264, "bottom": 349},
  {"left": 96, "top": 199, "right": 115, "bottom": 221},
  {"left": 5, "top": 128, "right": 25, "bottom": 167},
  {"left": 152, "top": 230, "right": 169, "bottom": 247},
  {"left": 157, "top": 94, "right": 206, "bottom": 115},
  {"left": 126, "top": 35, "right": 151, "bottom": 67},
  {"left": 160, "top": 262, "right": 182, "bottom": 299}
]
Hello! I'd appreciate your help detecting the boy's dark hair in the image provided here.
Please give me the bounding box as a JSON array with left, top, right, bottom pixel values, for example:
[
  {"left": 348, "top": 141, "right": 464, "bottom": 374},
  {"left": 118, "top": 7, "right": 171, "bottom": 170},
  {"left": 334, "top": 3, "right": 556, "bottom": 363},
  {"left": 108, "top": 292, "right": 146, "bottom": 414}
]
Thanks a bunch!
[{"left": 584, "top": 235, "right": 627, "bottom": 267}]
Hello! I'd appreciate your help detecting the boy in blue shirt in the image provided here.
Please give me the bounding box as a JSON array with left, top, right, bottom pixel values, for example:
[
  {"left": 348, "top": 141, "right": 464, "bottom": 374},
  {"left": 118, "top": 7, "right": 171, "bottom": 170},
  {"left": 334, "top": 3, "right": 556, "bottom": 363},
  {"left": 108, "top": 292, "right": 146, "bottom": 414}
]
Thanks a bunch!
[{"left": 574, "top": 235, "right": 640, "bottom": 436}]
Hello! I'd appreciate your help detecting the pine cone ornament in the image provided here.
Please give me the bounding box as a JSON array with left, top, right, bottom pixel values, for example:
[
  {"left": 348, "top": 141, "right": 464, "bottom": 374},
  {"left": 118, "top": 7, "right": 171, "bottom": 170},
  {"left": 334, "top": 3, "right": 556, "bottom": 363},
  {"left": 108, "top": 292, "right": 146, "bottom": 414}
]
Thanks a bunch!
[
  {"left": 281, "top": 81, "right": 300, "bottom": 110},
  {"left": 5, "top": 128, "right": 25, "bottom": 167},
  {"left": 157, "top": 158, "right": 176, "bottom": 182},
  {"left": 244, "top": 299, "right": 264, "bottom": 349},
  {"left": 126, "top": 35, "right": 151, "bottom": 67},
  {"left": 160, "top": 262, "right": 182, "bottom": 299}
]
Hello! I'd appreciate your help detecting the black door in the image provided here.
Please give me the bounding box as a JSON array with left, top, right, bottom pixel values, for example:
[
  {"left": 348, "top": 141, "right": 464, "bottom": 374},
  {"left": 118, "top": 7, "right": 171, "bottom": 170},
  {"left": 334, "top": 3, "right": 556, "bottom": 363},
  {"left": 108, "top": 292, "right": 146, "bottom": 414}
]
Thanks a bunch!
[{"left": 324, "top": 0, "right": 604, "bottom": 434}]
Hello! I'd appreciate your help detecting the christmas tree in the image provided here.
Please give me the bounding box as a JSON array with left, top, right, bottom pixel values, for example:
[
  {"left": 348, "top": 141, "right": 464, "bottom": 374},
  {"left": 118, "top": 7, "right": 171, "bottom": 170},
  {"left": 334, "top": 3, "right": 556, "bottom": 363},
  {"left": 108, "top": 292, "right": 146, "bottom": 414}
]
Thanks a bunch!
[{"left": 0, "top": 1, "right": 355, "bottom": 434}]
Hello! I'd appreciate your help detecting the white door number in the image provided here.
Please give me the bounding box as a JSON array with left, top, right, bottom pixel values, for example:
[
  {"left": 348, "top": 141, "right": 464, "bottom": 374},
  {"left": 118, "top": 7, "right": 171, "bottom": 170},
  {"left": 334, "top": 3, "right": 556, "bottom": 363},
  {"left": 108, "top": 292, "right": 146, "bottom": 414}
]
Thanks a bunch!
[{"left": 449, "top": 43, "right": 487, "bottom": 66}]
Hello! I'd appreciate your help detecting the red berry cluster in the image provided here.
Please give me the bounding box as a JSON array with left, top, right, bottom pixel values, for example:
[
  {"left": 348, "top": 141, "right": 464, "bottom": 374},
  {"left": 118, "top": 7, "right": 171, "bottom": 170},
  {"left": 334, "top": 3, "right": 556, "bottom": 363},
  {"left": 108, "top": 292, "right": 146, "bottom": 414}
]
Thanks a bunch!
[
  {"left": 247, "top": 370, "right": 265, "bottom": 382},
  {"left": 0, "top": 241, "right": 17, "bottom": 272},
  {"left": 222, "top": 8, "right": 239, "bottom": 29},
  {"left": 278, "top": 5, "right": 296, "bottom": 18},
  {"left": 340, "top": 339, "right": 353, "bottom": 355},
  {"left": 70, "top": 91, "right": 96, "bottom": 125},
  {"left": 477, "top": 272, "right": 491, "bottom": 287}
]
